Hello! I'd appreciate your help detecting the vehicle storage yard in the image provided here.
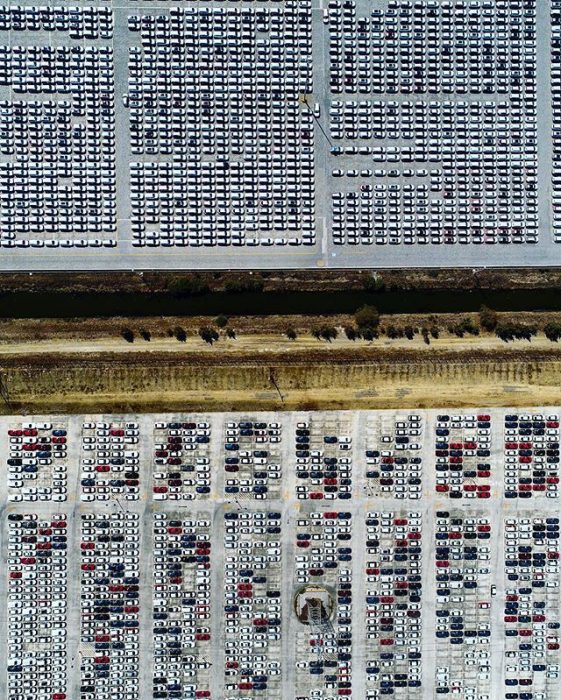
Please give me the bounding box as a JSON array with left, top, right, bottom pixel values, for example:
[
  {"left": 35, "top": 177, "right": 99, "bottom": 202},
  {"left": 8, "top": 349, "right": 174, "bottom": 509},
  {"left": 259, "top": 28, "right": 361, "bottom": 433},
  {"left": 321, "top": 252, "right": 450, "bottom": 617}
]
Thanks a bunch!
[
  {"left": 1, "top": 0, "right": 561, "bottom": 269},
  {"left": 1, "top": 409, "right": 561, "bottom": 699}
]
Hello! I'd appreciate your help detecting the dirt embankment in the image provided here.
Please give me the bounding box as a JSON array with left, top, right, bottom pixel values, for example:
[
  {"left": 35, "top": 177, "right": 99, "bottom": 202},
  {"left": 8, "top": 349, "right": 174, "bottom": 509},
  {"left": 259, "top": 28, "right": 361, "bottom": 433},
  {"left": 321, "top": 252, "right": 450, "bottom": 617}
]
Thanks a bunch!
[
  {"left": 3, "top": 267, "right": 561, "bottom": 294},
  {"left": 1, "top": 345, "right": 560, "bottom": 414}
]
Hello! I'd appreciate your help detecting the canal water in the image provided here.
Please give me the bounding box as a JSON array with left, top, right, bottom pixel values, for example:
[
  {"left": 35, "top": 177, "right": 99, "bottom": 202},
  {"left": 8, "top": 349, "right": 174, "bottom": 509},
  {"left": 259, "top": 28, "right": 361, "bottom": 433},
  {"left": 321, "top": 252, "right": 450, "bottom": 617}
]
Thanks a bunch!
[{"left": 2, "top": 287, "right": 561, "bottom": 319}]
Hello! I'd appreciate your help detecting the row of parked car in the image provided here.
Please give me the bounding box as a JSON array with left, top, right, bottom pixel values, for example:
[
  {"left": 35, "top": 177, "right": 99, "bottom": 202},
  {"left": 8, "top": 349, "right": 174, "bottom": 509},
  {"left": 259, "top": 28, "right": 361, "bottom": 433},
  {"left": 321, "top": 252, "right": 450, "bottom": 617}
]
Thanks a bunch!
[
  {"left": 504, "top": 414, "right": 561, "bottom": 499},
  {"left": 294, "top": 511, "right": 353, "bottom": 699},
  {"left": 7, "top": 422, "right": 67, "bottom": 502},
  {"left": 294, "top": 420, "right": 353, "bottom": 501},
  {"left": 327, "top": 0, "right": 539, "bottom": 247},
  {"left": 224, "top": 420, "right": 282, "bottom": 499},
  {"left": 153, "top": 420, "right": 211, "bottom": 501},
  {"left": 435, "top": 511, "right": 492, "bottom": 698},
  {"left": 7, "top": 513, "right": 68, "bottom": 700},
  {"left": 81, "top": 421, "right": 140, "bottom": 501},
  {"left": 79, "top": 513, "right": 141, "bottom": 700},
  {"left": 127, "top": 3, "right": 315, "bottom": 248},
  {"left": 504, "top": 517, "right": 561, "bottom": 697},
  {"left": 435, "top": 414, "right": 493, "bottom": 499},
  {"left": 551, "top": 0, "right": 561, "bottom": 243},
  {"left": 153, "top": 513, "right": 212, "bottom": 699},
  {"left": 223, "top": 510, "right": 282, "bottom": 698},
  {"left": 0, "top": 44, "right": 117, "bottom": 243},
  {"left": 364, "top": 414, "right": 423, "bottom": 499},
  {"left": 0, "top": 6, "right": 113, "bottom": 39},
  {"left": 364, "top": 511, "right": 422, "bottom": 698}
]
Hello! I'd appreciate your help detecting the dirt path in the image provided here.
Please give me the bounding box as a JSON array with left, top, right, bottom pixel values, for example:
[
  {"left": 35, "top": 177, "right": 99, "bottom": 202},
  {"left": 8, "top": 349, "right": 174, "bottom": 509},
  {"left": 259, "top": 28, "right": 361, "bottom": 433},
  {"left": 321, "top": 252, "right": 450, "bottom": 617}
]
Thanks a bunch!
[{"left": 0, "top": 331, "right": 555, "bottom": 356}]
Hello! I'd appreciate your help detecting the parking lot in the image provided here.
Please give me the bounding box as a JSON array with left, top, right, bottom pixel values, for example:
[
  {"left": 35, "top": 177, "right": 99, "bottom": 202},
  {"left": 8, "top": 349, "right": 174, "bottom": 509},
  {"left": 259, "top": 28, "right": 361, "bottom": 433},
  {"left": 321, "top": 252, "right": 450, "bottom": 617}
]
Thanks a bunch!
[
  {"left": 1, "top": 0, "right": 561, "bottom": 269},
  {"left": 2, "top": 409, "right": 561, "bottom": 699}
]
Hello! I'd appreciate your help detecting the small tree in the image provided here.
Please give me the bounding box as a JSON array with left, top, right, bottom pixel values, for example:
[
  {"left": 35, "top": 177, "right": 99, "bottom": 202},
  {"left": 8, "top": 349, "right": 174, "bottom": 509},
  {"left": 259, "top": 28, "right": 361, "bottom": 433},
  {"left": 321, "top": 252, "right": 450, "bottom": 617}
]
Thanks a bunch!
[
  {"left": 496, "top": 322, "right": 537, "bottom": 342},
  {"left": 214, "top": 315, "right": 229, "bottom": 328},
  {"left": 311, "top": 328, "right": 322, "bottom": 340},
  {"left": 354, "top": 304, "right": 380, "bottom": 330},
  {"left": 459, "top": 316, "right": 479, "bottom": 336},
  {"left": 363, "top": 276, "right": 386, "bottom": 292},
  {"left": 404, "top": 326, "right": 415, "bottom": 340},
  {"left": 319, "top": 325, "right": 338, "bottom": 342},
  {"left": 121, "top": 327, "right": 134, "bottom": 343},
  {"left": 226, "top": 328, "right": 236, "bottom": 339},
  {"left": 544, "top": 321, "right": 561, "bottom": 342},
  {"left": 224, "top": 279, "right": 264, "bottom": 293},
  {"left": 286, "top": 327, "right": 297, "bottom": 341},
  {"left": 199, "top": 327, "right": 219, "bottom": 344},
  {"left": 362, "top": 328, "right": 377, "bottom": 341},
  {"left": 174, "top": 326, "right": 187, "bottom": 342},
  {"left": 430, "top": 326, "right": 439, "bottom": 339},
  {"left": 479, "top": 305, "right": 498, "bottom": 331},
  {"left": 344, "top": 326, "right": 358, "bottom": 341},
  {"left": 139, "top": 328, "right": 151, "bottom": 342},
  {"left": 168, "top": 275, "right": 209, "bottom": 296}
]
